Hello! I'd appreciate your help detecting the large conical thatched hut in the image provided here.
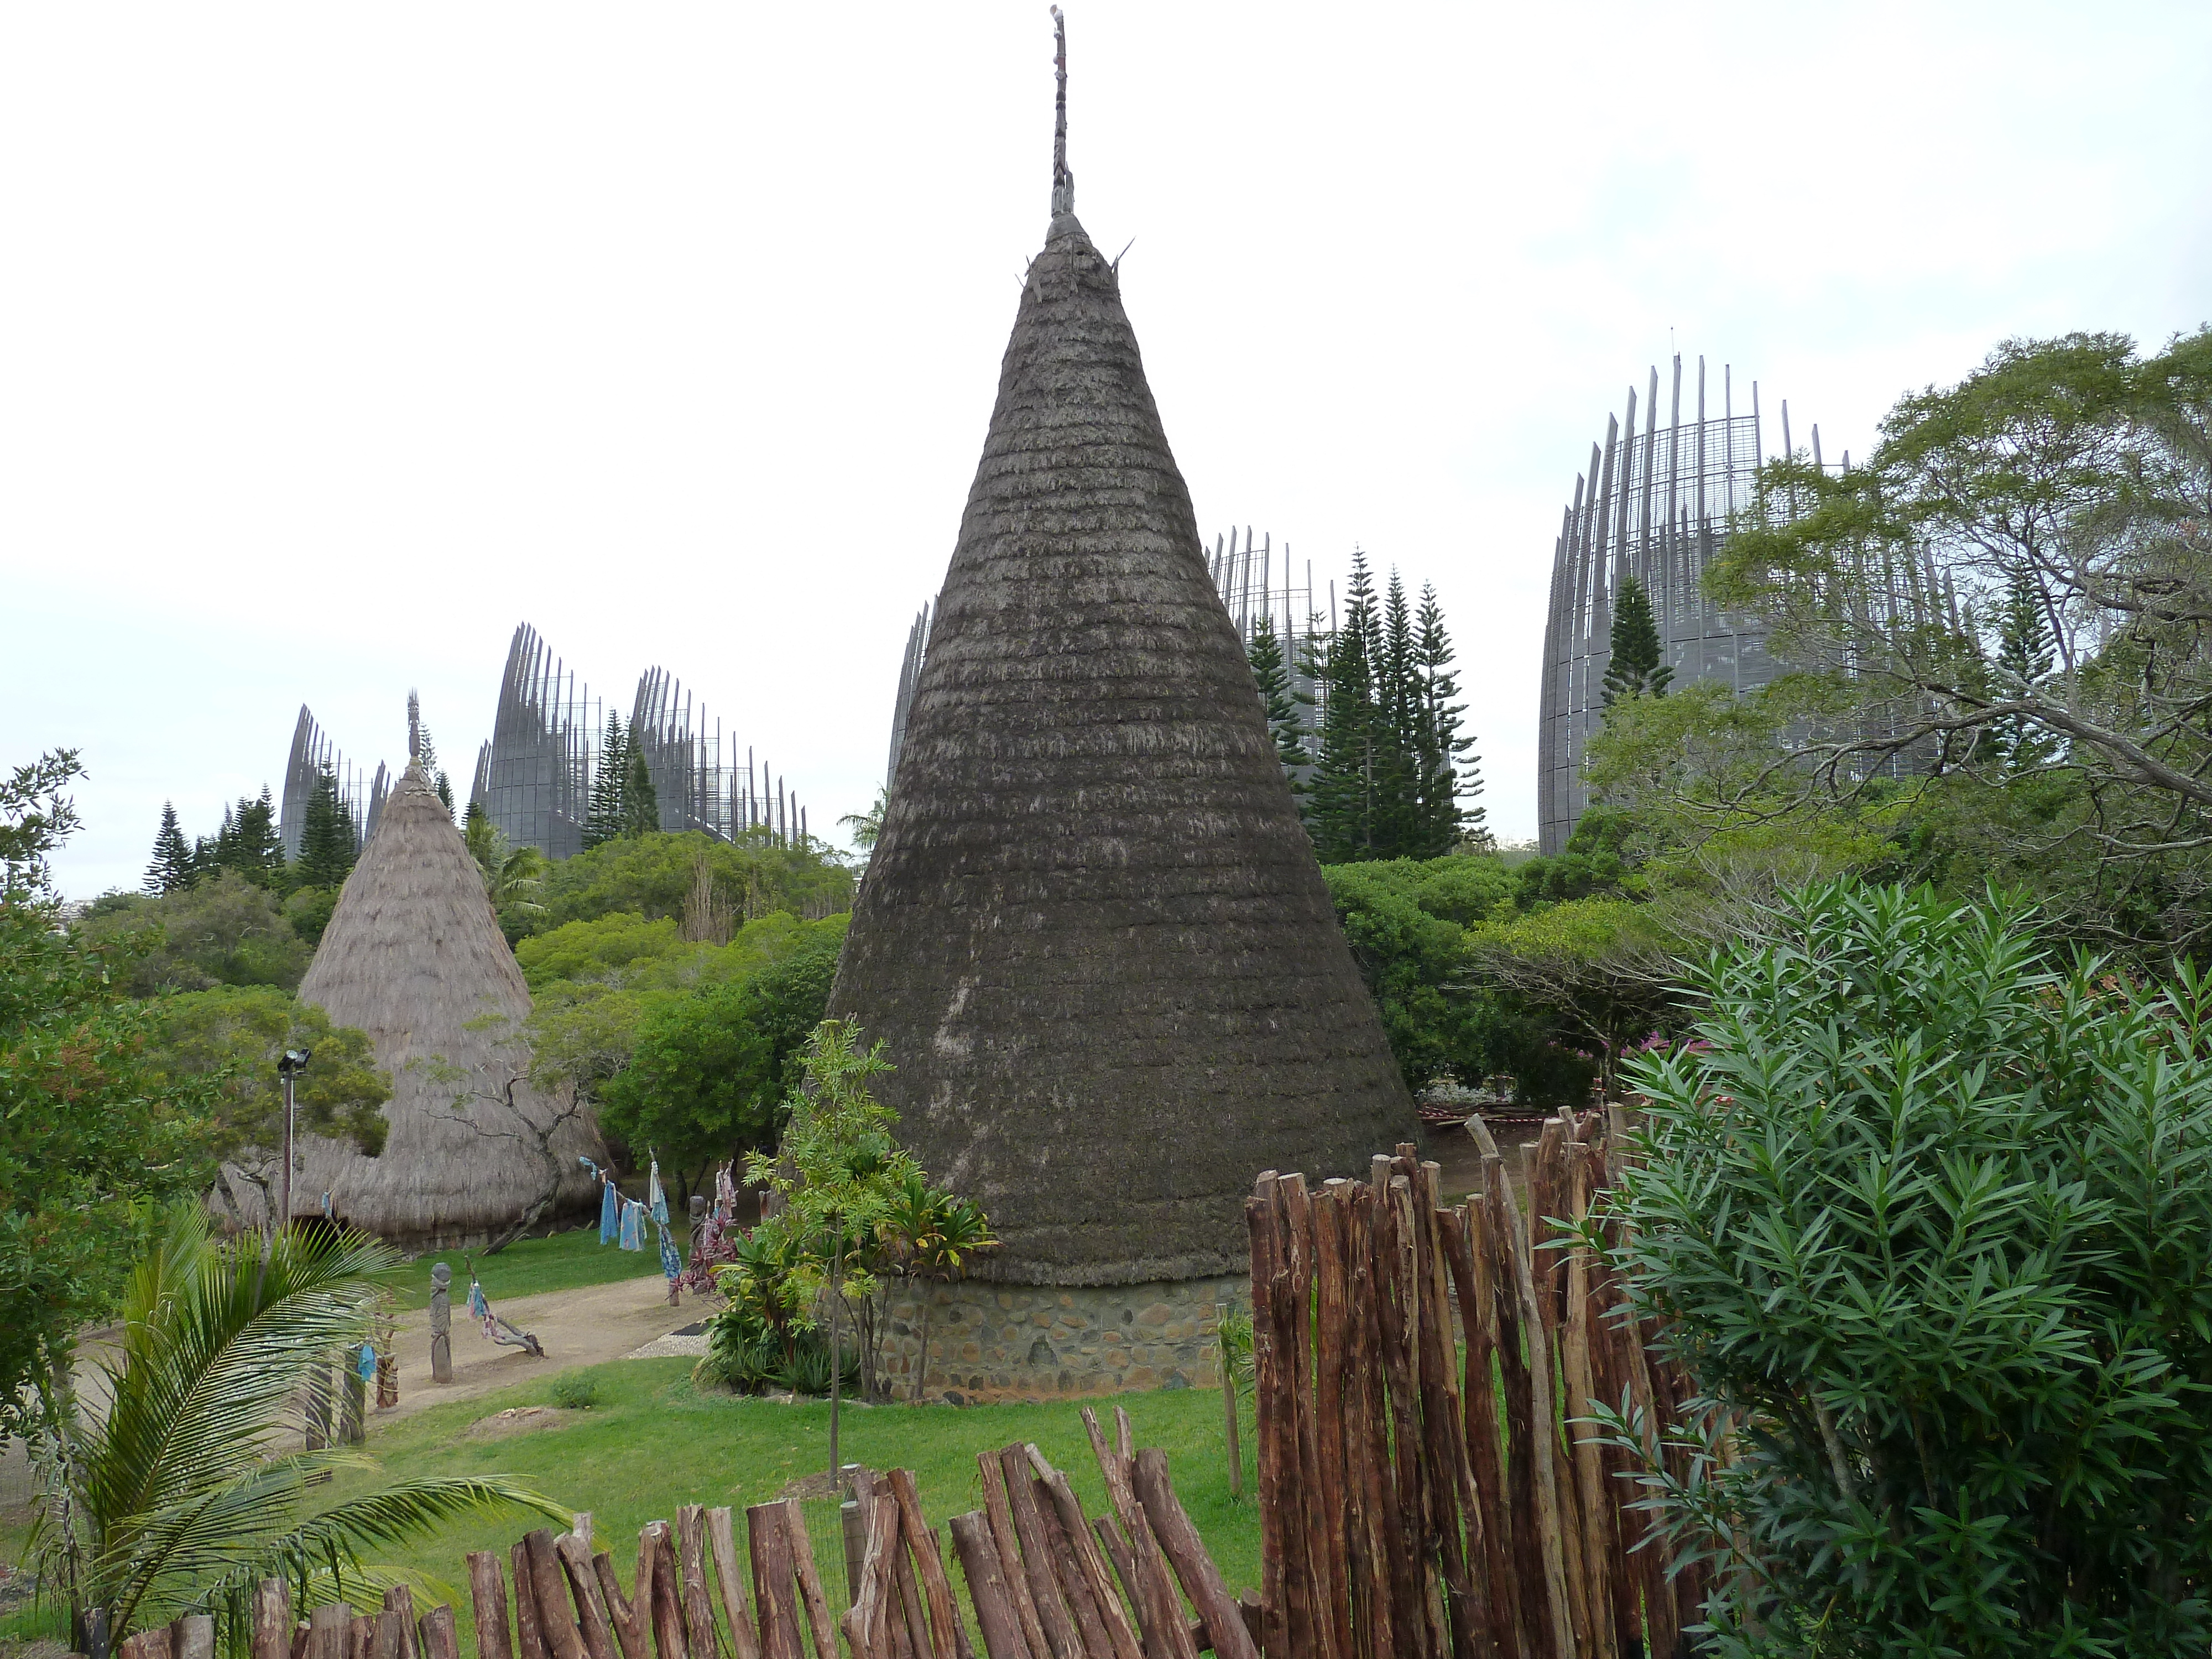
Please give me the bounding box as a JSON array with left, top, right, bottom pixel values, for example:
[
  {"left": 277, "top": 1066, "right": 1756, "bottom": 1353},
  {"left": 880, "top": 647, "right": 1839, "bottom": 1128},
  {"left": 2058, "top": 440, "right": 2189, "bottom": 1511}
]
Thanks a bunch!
[
  {"left": 831, "top": 23, "right": 1416, "bottom": 1401},
  {"left": 276, "top": 754, "right": 599, "bottom": 1246}
]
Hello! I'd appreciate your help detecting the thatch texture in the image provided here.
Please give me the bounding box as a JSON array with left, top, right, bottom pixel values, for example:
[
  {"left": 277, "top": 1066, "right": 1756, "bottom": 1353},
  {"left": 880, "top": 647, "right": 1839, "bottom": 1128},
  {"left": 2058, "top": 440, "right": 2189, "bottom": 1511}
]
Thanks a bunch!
[
  {"left": 281, "top": 763, "right": 600, "bottom": 1245},
  {"left": 827, "top": 204, "right": 1416, "bottom": 1286}
]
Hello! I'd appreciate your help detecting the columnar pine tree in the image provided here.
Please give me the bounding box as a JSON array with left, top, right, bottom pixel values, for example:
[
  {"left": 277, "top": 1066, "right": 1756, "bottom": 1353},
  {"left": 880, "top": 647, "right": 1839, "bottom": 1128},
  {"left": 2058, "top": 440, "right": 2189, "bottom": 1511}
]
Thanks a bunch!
[
  {"left": 1990, "top": 570, "right": 2058, "bottom": 770},
  {"left": 620, "top": 745, "right": 661, "bottom": 838},
  {"left": 234, "top": 787, "right": 285, "bottom": 884},
  {"left": 1601, "top": 574, "right": 1672, "bottom": 704},
  {"left": 1246, "top": 614, "right": 1310, "bottom": 791},
  {"left": 1374, "top": 572, "right": 1424, "bottom": 853},
  {"left": 414, "top": 724, "right": 454, "bottom": 817},
  {"left": 583, "top": 714, "right": 628, "bottom": 849},
  {"left": 1310, "top": 550, "right": 1383, "bottom": 861},
  {"left": 297, "top": 768, "right": 358, "bottom": 890},
  {"left": 145, "top": 804, "right": 196, "bottom": 894},
  {"left": 1413, "top": 582, "right": 1484, "bottom": 852}
]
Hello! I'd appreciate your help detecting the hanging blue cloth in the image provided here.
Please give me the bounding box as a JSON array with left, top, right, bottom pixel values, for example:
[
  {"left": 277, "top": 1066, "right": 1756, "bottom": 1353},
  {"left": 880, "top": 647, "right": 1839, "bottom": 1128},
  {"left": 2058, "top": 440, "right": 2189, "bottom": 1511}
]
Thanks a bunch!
[
  {"left": 619, "top": 1199, "right": 645, "bottom": 1251},
  {"left": 357, "top": 1341, "right": 378, "bottom": 1382},
  {"left": 599, "top": 1178, "right": 619, "bottom": 1245},
  {"left": 467, "top": 1279, "right": 489, "bottom": 1319},
  {"left": 658, "top": 1226, "right": 682, "bottom": 1283},
  {"left": 648, "top": 1159, "right": 669, "bottom": 1226}
]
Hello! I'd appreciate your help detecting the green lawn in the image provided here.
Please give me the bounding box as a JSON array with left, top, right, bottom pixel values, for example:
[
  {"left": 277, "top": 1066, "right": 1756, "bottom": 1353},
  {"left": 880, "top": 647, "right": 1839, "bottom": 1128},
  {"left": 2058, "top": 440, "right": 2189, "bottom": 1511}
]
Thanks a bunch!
[
  {"left": 3, "top": 1360, "right": 1259, "bottom": 1652},
  {"left": 373, "top": 1224, "right": 688, "bottom": 1312},
  {"left": 328, "top": 1358, "right": 1259, "bottom": 1655}
]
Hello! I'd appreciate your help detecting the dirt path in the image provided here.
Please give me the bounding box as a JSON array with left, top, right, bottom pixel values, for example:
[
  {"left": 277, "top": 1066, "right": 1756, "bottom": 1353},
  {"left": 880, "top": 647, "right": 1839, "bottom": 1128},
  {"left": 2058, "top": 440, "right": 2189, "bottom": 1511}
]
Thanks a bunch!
[{"left": 372, "top": 1274, "right": 705, "bottom": 1430}]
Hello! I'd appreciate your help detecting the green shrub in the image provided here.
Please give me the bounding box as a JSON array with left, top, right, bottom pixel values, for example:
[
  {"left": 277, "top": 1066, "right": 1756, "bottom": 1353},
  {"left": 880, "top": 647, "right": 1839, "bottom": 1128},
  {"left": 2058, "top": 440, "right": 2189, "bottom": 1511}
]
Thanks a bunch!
[
  {"left": 549, "top": 1374, "right": 601, "bottom": 1411},
  {"left": 1609, "top": 881, "right": 2212, "bottom": 1653}
]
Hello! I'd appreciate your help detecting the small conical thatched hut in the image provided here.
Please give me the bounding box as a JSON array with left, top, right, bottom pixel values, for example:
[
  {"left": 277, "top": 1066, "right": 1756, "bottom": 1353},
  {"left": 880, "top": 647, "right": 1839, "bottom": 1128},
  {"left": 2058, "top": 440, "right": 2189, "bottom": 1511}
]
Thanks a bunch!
[
  {"left": 283, "top": 757, "right": 599, "bottom": 1246},
  {"left": 831, "top": 23, "right": 1416, "bottom": 1399}
]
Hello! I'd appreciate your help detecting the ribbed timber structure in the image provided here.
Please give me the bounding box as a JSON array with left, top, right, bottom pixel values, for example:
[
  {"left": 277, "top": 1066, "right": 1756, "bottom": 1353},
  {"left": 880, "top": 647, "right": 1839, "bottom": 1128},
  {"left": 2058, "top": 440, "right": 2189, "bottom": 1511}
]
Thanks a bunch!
[{"left": 1540, "top": 355, "right": 1804, "bottom": 854}]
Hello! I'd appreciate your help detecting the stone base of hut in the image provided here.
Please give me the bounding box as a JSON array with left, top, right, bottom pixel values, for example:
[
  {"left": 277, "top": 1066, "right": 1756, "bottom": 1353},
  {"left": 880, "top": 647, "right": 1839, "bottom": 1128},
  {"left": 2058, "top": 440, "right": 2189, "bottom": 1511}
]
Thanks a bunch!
[{"left": 876, "top": 1274, "right": 1244, "bottom": 1404}]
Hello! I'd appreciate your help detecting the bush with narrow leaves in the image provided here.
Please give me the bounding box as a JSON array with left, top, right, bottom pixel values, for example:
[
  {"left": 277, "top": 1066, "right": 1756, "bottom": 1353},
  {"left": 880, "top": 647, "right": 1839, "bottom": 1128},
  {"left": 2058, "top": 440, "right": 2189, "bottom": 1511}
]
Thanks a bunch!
[{"left": 1607, "top": 881, "right": 2212, "bottom": 1655}]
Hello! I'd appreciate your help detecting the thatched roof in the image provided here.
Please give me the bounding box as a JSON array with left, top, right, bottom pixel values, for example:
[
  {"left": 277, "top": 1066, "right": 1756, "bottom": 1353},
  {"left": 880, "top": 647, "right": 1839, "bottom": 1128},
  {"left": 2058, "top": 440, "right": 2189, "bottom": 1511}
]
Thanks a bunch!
[
  {"left": 279, "top": 762, "right": 600, "bottom": 1245},
  {"left": 825, "top": 66, "right": 1416, "bottom": 1286}
]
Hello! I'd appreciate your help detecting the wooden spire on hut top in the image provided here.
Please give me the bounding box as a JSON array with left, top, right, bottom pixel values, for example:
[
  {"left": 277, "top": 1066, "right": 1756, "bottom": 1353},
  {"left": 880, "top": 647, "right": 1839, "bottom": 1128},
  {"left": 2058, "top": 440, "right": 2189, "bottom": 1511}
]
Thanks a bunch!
[{"left": 824, "top": 15, "right": 1415, "bottom": 1287}]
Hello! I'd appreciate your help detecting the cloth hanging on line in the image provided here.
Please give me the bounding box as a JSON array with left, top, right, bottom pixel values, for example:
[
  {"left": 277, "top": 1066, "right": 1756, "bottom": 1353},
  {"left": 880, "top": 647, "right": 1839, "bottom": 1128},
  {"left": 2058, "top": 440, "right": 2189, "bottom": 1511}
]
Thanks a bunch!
[
  {"left": 714, "top": 1162, "right": 737, "bottom": 1220},
  {"left": 619, "top": 1199, "right": 645, "bottom": 1251},
  {"left": 648, "top": 1159, "right": 669, "bottom": 1226},
  {"left": 356, "top": 1342, "right": 377, "bottom": 1382},
  {"left": 467, "top": 1279, "right": 489, "bottom": 1319},
  {"left": 599, "top": 1177, "right": 619, "bottom": 1245},
  {"left": 659, "top": 1227, "right": 682, "bottom": 1283}
]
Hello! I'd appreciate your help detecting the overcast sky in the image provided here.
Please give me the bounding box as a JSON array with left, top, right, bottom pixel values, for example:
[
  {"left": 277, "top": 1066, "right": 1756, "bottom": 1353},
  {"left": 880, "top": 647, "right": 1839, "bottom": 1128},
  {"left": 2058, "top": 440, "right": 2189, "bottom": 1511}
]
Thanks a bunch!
[{"left": 6, "top": 3, "right": 2208, "bottom": 898}]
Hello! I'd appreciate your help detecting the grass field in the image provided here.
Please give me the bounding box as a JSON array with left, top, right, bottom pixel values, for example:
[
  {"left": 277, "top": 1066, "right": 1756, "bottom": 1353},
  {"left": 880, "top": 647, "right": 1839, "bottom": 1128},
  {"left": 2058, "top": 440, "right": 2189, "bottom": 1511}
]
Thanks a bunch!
[
  {"left": 373, "top": 1224, "right": 690, "bottom": 1312},
  {"left": 4, "top": 1359, "right": 1260, "bottom": 1654}
]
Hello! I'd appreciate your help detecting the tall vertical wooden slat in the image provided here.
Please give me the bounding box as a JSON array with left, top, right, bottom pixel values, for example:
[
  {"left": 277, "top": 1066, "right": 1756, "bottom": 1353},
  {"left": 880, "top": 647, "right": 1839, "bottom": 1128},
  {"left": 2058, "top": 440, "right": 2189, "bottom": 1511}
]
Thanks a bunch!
[
  {"left": 1506, "top": 1146, "right": 1579, "bottom": 1659},
  {"left": 1247, "top": 1181, "right": 1288, "bottom": 1659},
  {"left": 994, "top": 1449, "right": 1083, "bottom": 1659},
  {"left": 744, "top": 1504, "right": 803, "bottom": 1659},
  {"left": 554, "top": 1535, "right": 619, "bottom": 1659},
  {"left": 1440, "top": 1204, "right": 1521, "bottom": 1659},
  {"left": 1279, "top": 1174, "right": 1338, "bottom": 1659},
  {"left": 705, "top": 1509, "right": 762, "bottom": 1659},
  {"left": 1311, "top": 1182, "right": 1356, "bottom": 1659},
  {"left": 1559, "top": 1148, "right": 1619, "bottom": 1659},
  {"left": 979, "top": 1452, "right": 1061, "bottom": 1659},
  {"left": 948, "top": 1513, "right": 1034, "bottom": 1659},
  {"left": 646, "top": 1525, "right": 691, "bottom": 1659}
]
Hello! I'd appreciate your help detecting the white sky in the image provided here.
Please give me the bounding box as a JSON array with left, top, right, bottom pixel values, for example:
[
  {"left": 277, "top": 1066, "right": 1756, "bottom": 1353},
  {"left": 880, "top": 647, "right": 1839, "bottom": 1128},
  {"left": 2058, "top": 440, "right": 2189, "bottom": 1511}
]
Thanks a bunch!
[{"left": 6, "top": 4, "right": 2208, "bottom": 898}]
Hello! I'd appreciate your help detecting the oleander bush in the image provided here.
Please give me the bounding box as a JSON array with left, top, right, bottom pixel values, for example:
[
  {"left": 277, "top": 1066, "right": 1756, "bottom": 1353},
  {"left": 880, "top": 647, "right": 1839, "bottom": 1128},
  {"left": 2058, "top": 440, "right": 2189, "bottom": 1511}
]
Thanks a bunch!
[{"left": 1606, "top": 881, "right": 2212, "bottom": 1655}]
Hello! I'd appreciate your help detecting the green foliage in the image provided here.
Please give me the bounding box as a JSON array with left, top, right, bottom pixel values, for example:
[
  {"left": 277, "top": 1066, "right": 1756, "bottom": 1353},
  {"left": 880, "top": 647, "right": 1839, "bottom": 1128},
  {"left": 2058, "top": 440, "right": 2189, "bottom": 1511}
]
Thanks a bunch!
[
  {"left": 1609, "top": 882, "right": 2212, "bottom": 1652},
  {"left": 33, "top": 1203, "right": 565, "bottom": 1637},
  {"left": 281, "top": 884, "right": 341, "bottom": 950},
  {"left": 620, "top": 747, "right": 660, "bottom": 838},
  {"left": 76, "top": 870, "right": 312, "bottom": 997},
  {"left": 1320, "top": 863, "right": 1482, "bottom": 1089},
  {"left": 1246, "top": 614, "right": 1308, "bottom": 782},
  {"left": 1600, "top": 573, "right": 1671, "bottom": 704},
  {"left": 3, "top": 753, "right": 220, "bottom": 1438},
  {"left": 517, "top": 912, "right": 688, "bottom": 990},
  {"left": 463, "top": 801, "right": 551, "bottom": 936},
  {"left": 296, "top": 768, "right": 359, "bottom": 892},
  {"left": 549, "top": 1374, "right": 601, "bottom": 1411},
  {"left": 839, "top": 787, "right": 889, "bottom": 853},
  {"left": 527, "top": 913, "right": 848, "bottom": 1194},
  {"left": 146, "top": 802, "right": 194, "bottom": 894},
  {"left": 533, "top": 830, "right": 854, "bottom": 937},
  {"left": 583, "top": 714, "right": 630, "bottom": 852},
  {"left": 1217, "top": 1306, "right": 1254, "bottom": 1400},
  {"left": 142, "top": 987, "right": 390, "bottom": 1212},
  {"left": 1308, "top": 552, "right": 1481, "bottom": 862}
]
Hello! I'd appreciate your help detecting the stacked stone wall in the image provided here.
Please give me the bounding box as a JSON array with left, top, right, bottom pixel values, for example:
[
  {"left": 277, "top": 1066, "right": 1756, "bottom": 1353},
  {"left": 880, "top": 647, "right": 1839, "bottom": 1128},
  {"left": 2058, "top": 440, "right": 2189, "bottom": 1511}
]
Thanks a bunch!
[{"left": 876, "top": 1275, "right": 1246, "bottom": 1404}]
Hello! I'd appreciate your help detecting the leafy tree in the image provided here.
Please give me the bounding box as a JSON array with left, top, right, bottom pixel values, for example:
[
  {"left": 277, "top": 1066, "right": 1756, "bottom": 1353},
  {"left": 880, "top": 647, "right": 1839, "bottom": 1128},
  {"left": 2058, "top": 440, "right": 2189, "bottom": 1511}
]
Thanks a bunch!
[
  {"left": 1321, "top": 863, "right": 1483, "bottom": 1089},
  {"left": 142, "top": 987, "right": 390, "bottom": 1229},
  {"left": 1248, "top": 614, "right": 1310, "bottom": 788},
  {"left": 593, "top": 917, "right": 847, "bottom": 1197},
  {"left": 745, "top": 1020, "right": 920, "bottom": 1478},
  {"left": 1, "top": 752, "right": 218, "bottom": 1443},
  {"left": 1600, "top": 573, "right": 1671, "bottom": 705},
  {"left": 875, "top": 1171, "right": 997, "bottom": 1401},
  {"left": 582, "top": 713, "right": 629, "bottom": 851},
  {"left": 620, "top": 746, "right": 660, "bottom": 838},
  {"left": 35, "top": 1203, "right": 564, "bottom": 1640},
  {"left": 146, "top": 802, "right": 194, "bottom": 894},
  {"left": 1609, "top": 881, "right": 2212, "bottom": 1652},
  {"left": 295, "top": 768, "right": 357, "bottom": 890},
  {"left": 281, "top": 885, "right": 341, "bottom": 950},
  {"left": 533, "top": 829, "right": 854, "bottom": 935},
  {"left": 77, "top": 870, "right": 311, "bottom": 997},
  {"left": 1714, "top": 327, "right": 2212, "bottom": 855},
  {"left": 515, "top": 911, "right": 688, "bottom": 991}
]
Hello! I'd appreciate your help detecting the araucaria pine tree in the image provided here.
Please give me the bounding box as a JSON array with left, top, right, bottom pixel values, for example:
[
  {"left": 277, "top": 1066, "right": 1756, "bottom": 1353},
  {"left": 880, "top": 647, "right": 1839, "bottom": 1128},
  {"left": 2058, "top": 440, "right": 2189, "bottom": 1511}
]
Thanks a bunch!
[
  {"left": 296, "top": 768, "right": 358, "bottom": 890},
  {"left": 583, "top": 714, "right": 628, "bottom": 849},
  {"left": 145, "top": 803, "right": 195, "bottom": 894},
  {"left": 620, "top": 745, "right": 661, "bottom": 838},
  {"left": 1246, "top": 614, "right": 1310, "bottom": 790},
  {"left": 1990, "top": 570, "right": 2058, "bottom": 770},
  {"left": 1309, "top": 550, "right": 1385, "bottom": 861},
  {"left": 1601, "top": 573, "right": 1671, "bottom": 705},
  {"left": 1412, "top": 582, "right": 1484, "bottom": 852},
  {"left": 1307, "top": 554, "right": 1485, "bottom": 862},
  {"left": 416, "top": 723, "right": 455, "bottom": 818}
]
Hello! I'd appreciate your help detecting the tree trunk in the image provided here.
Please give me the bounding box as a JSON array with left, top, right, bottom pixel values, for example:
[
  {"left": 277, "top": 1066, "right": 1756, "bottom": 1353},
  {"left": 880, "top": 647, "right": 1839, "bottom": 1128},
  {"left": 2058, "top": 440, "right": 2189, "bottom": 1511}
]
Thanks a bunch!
[{"left": 828, "top": 1227, "right": 843, "bottom": 1483}]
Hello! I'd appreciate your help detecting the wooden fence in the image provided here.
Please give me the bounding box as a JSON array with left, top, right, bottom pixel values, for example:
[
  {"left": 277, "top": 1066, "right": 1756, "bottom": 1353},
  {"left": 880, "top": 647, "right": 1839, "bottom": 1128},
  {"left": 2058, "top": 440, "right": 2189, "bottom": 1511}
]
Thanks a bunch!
[
  {"left": 1245, "top": 1120, "right": 1709, "bottom": 1659},
  {"left": 121, "top": 1415, "right": 1258, "bottom": 1659}
]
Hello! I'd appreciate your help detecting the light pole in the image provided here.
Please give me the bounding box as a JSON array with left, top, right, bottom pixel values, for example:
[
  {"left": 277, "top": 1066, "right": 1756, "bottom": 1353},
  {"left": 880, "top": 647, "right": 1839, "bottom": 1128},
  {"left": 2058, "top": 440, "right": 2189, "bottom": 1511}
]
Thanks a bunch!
[{"left": 275, "top": 1048, "right": 312, "bottom": 1235}]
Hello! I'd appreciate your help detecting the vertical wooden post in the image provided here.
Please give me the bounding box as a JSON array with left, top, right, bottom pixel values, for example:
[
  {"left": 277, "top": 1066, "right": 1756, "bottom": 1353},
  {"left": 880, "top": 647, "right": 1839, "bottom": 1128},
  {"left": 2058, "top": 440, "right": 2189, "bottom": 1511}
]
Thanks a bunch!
[
  {"left": 253, "top": 1580, "right": 293, "bottom": 1659},
  {"left": 706, "top": 1507, "right": 762, "bottom": 1659},
  {"left": 1217, "top": 1302, "right": 1243, "bottom": 1499},
  {"left": 429, "top": 1263, "right": 454, "bottom": 1385},
  {"left": 465, "top": 1553, "right": 513, "bottom": 1659}
]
